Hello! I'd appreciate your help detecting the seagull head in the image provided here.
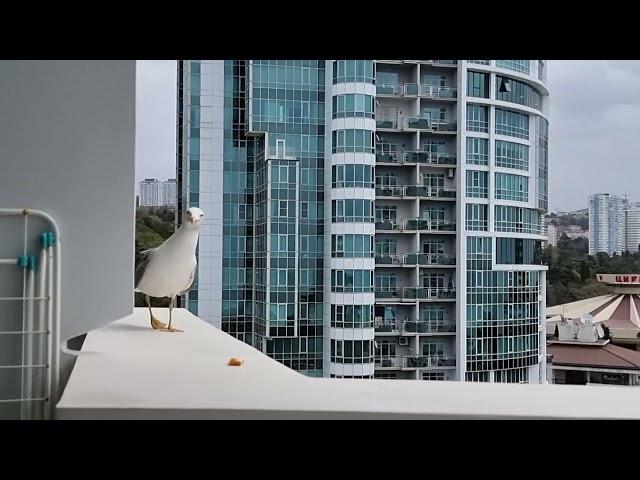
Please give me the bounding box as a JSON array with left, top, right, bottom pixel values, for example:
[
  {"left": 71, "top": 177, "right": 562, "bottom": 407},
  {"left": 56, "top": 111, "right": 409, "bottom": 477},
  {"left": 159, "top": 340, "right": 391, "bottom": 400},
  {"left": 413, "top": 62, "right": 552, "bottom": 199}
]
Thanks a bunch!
[{"left": 184, "top": 207, "right": 204, "bottom": 229}]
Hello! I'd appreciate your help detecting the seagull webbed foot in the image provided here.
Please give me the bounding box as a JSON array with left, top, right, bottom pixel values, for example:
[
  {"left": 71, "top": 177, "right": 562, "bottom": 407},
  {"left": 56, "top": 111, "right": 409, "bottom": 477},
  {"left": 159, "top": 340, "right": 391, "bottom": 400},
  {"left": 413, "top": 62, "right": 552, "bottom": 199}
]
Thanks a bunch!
[{"left": 150, "top": 316, "right": 168, "bottom": 330}]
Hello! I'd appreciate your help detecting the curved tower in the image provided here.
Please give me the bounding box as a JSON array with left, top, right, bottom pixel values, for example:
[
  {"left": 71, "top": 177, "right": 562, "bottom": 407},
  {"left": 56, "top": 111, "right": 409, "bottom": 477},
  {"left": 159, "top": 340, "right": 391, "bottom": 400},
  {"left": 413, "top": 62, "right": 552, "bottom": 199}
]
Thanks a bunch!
[{"left": 324, "top": 61, "right": 377, "bottom": 378}]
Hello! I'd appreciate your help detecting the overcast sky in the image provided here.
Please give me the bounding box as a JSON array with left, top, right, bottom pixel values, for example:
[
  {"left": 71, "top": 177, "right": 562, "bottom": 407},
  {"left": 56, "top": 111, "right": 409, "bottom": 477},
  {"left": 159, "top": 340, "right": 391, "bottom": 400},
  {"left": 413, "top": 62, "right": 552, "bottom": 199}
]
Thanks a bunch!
[{"left": 135, "top": 60, "right": 640, "bottom": 212}]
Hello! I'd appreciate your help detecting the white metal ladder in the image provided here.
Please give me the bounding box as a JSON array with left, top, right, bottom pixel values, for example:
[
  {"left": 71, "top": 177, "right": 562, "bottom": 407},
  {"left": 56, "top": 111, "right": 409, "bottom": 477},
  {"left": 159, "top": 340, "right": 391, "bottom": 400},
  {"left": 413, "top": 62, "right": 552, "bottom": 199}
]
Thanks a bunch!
[{"left": 0, "top": 209, "right": 60, "bottom": 420}]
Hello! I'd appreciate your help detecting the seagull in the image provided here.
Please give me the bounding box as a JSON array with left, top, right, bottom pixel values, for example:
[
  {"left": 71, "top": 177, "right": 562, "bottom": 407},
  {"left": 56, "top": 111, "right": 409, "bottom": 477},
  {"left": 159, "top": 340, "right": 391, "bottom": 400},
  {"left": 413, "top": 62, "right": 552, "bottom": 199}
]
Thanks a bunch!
[{"left": 135, "top": 207, "right": 204, "bottom": 332}]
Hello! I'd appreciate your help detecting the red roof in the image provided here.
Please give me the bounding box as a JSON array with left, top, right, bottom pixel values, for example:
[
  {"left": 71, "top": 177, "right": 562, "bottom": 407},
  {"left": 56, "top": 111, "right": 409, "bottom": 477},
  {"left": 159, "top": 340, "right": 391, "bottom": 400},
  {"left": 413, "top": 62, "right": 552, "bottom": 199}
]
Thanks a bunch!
[{"left": 548, "top": 342, "right": 640, "bottom": 370}]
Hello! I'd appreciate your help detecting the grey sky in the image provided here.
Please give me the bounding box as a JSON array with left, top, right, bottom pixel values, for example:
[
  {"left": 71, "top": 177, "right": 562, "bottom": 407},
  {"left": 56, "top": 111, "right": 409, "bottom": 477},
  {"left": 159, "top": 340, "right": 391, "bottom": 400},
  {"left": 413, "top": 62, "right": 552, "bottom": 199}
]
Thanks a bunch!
[{"left": 135, "top": 60, "right": 640, "bottom": 212}]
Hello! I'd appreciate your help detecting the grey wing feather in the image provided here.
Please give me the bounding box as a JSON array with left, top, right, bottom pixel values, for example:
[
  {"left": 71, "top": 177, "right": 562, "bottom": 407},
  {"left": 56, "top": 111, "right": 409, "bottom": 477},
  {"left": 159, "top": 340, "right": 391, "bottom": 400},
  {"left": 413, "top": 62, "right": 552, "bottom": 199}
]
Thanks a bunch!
[
  {"left": 135, "top": 249, "right": 154, "bottom": 288},
  {"left": 179, "top": 265, "right": 197, "bottom": 295}
]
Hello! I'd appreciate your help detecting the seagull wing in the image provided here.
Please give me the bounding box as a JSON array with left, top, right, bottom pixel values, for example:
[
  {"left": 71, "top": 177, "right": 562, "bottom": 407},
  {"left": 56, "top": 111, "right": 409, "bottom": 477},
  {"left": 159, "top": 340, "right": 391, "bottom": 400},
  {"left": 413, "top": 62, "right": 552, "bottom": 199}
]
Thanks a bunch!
[
  {"left": 135, "top": 248, "right": 155, "bottom": 289},
  {"left": 179, "top": 264, "right": 197, "bottom": 295}
]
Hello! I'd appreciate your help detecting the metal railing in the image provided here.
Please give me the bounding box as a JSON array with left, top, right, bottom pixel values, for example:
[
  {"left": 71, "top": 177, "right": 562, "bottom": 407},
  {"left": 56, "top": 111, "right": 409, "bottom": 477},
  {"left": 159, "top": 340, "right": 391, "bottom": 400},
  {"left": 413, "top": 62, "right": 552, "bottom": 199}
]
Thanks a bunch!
[
  {"left": 374, "top": 219, "right": 456, "bottom": 232},
  {"left": 405, "top": 118, "right": 457, "bottom": 132},
  {"left": 403, "top": 321, "right": 456, "bottom": 334},
  {"left": 403, "top": 219, "right": 456, "bottom": 231},
  {"left": 419, "top": 85, "right": 457, "bottom": 99},
  {"left": 403, "top": 355, "right": 456, "bottom": 369},
  {"left": 375, "top": 356, "right": 403, "bottom": 368},
  {"left": 402, "top": 287, "right": 456, "bottom": 300},
  {"left": 403, "top": 151, "right": 456, "bottom": 165},
  {"left": 0, "top": 208, "right": 60, "bottom": 420},
  {"left": 376, "top": 118, "right": 399, "bottom": 130},
  {"left": 375, "top": 253, "right": 455, "bottom": 266}
]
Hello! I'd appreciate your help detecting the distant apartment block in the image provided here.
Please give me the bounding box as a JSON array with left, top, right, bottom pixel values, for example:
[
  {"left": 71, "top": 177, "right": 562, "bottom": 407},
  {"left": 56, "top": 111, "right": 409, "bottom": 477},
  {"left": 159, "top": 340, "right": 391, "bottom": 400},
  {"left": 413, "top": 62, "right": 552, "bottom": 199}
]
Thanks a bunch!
[
  {"left": 162, "top": 178, "right": 177, "bottom": 208},
  {"left": 138, "top": 178, "right": 176, "bottom": 207},
  {"left": 588, "top": 193, "right": 638, "bottom": 255},
  {"left": 546, "top": 222, "right": 557, "bottom": 247}
]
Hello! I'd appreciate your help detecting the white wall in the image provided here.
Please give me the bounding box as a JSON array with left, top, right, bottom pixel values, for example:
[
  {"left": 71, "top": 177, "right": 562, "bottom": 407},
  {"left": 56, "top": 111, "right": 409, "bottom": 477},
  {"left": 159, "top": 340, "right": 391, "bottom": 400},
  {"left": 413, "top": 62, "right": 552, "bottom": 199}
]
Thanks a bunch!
[{"left": 0, "top": 61, "right": 136, "bottom": 411}]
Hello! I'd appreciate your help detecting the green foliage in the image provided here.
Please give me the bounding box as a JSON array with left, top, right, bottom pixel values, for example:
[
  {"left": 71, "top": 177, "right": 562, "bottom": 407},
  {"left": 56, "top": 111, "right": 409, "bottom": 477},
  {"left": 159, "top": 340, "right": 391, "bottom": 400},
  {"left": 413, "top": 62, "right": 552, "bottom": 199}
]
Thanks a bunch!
[
  {"left": 544, "top": 241, "right": 640, "bottom": 306},
  {"left": 134, "top": 207, "right": 177, "bottom": 307}
]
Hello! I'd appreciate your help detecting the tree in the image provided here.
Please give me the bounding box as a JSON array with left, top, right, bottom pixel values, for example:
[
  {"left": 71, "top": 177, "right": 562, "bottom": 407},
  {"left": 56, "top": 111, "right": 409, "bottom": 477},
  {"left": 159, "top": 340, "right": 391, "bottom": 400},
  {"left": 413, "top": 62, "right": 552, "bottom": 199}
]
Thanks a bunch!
[{"left": 579, "top": 260, "right": 591, "bottom": 282}]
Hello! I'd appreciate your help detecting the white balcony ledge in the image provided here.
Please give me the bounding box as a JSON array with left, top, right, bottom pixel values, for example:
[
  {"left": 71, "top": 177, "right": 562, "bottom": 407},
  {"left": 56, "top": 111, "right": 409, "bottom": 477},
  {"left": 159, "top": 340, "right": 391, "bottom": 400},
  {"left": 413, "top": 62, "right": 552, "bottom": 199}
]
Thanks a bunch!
[{"left": 57, "top": 308, "right": 640, "bottom": 420}]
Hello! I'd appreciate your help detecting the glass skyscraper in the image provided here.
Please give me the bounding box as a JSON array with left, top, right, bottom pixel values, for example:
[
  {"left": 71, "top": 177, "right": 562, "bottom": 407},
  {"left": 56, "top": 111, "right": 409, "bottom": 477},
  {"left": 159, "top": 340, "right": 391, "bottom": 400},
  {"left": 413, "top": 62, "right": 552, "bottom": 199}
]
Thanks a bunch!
[{"left": 177, "top": 60, "right": 550, "bottom": 383}]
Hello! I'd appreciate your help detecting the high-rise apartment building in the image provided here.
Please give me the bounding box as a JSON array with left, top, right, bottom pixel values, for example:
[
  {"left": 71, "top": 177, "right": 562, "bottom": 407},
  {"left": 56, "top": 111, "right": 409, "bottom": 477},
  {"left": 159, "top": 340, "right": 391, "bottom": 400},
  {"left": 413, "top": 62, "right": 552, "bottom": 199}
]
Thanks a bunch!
[
  {"left": 177, "top": 60, "right": 549, "bottom": 383},
  {"left": 139, "top": 178, "right": 161, "bottom": 206},
  {"left": 162, "top": 178, "right": 177, "bottom": 208},
  {"left": 588, "top": 193, "right": 628, "bottom": 255},
  {"left": 139, "top": 178, "right": 177, "bottom": 207},
  {"left": 622, "top": 204, "right": 640, "bottom": 254}
]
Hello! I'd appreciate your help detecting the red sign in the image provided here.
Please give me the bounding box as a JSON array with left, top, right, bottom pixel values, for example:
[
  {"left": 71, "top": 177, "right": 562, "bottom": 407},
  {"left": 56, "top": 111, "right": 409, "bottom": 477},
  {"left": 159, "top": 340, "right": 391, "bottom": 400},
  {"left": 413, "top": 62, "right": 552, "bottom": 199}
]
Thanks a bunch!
[{"left": 597, "top": 274, "right": 640, "bottom": 284}]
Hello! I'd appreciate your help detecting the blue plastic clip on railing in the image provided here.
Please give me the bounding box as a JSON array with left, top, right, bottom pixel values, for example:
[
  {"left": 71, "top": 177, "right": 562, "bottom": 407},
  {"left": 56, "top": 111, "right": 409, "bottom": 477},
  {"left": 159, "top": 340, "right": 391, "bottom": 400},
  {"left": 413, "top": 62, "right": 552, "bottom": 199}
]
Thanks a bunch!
[
  {"left": 17, "top": 255, "right": 37, "bottom": 271},
  {"left": 41, "top": 232, "right": 56, "bottom": 248}
]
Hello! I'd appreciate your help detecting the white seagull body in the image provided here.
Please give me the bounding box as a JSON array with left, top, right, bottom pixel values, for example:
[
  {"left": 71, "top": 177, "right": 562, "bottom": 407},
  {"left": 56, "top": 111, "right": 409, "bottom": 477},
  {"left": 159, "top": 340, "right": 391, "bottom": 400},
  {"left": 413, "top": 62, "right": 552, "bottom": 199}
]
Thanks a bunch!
[{"left": 135, "top": 207, "right": 204, "bottom": 332}]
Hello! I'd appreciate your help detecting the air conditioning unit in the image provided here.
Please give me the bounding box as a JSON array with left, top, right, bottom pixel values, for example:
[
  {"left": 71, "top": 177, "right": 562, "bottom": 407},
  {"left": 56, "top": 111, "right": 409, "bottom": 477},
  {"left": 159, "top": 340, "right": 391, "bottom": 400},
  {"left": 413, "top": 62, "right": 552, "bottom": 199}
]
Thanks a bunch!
[
  {"left": 447, "top": 168, "right": 455, "bottom": 179},
  {"left": 399, "top": 337, "right": 409, "bottom": 346}
]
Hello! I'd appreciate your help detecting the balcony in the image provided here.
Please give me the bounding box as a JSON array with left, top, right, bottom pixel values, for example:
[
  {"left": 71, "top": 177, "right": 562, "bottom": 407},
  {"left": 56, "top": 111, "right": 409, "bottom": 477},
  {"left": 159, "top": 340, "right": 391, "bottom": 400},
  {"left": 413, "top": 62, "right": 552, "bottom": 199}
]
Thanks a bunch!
[
  {"left": 375, "top": 186, "right": 404, "bottom": 198},
  {"left": 376, "top": 152, "right": 401, "bottom": 164},
  {"left": 375, "top": 356, "right": 403, "bottom": 369},
  {"left": 402, "top": 287, "right": 456, "bottom": 301},
  {"left": 376, "top": 118, "right": 399, "bottom": 130},
  {"left": 403, "top": 151, "right": 456, "bottom": 166},
  {"left": 374, "top": 323, "right": 400, "bottom": 334},
  {"left": 403, "top": 355, "right": 456, "bottom": 369},
  {"left": 375, "top": 253, "right": 455, "bottom": 267},
  {"left": 403, "top": 219, "right": 456, "bottom": 232},
  {"left": 375, "top": 221, "right": 402, "bottom": 232},
  {"left": 375, "top": 186, "right": 455, "bottom": 200},
  {"left": 374, "top": 220, "right": 456, "bottom": 233},
  {"left": 376, "top": 84, "right": 402, "bottom": 96},
  {"left": 404, "top": 253, "right": 456, "bottom": 266},
  {"left": 375, "top": 289, "right": 402, "bottom": 300},
  {"left": 405, "top": 117, "right": 457, "bottom": 132},
  {"left": 418, "top": 84, "right": 457, "bottom": 99},
  {"left": 403, "top": 321, "right": 456, "bottom": 334},
  {"left": 377, "top": 83, "right": 420, "bottom": 97},
  {"left": 404, "top": 186, "right": 456, "bottom": 199}
]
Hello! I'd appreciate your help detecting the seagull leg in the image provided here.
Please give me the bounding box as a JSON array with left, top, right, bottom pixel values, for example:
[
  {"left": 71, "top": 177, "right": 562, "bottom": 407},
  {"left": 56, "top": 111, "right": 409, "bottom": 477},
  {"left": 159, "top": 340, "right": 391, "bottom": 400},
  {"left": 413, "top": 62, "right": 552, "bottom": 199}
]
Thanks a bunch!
[
  {"left": 161, "top": 295, "right": 182, "bottom": 333},
  {"left": 146, "top": 295, "right": 167, "bottom": 330}
]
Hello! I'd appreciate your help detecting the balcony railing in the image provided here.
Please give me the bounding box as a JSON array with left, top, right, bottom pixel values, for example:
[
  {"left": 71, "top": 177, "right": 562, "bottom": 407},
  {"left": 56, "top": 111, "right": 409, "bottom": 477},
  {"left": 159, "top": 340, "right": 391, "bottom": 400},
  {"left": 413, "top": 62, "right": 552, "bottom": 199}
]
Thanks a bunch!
[
  {"left": 406, "top": 118, "right": 457, "bottom": 132},
  {"left": 404, "top": 253, "right": 456, "bottom": 266},
  {"left": 375, "top": 186, "right": 404, "bottom": 197},
  {"left": 375, "top": 186, "right": 456, "bottom": 199},
  {"left": 375, "top": 221, "right": 402, "bottom": 231},
  {"left": 375, "top": 289, "right": 402, "bottom": 299},
  {"left": 375, "top": 254, "right": 404, "bottom": 265},
  {"left": 419, "top": 85, "right": 457, "bottom": 99},
  {"left": 376, "top": 151, "right": 456, "bottom": 166},
  {"left": 376, "top": 118, "right": 399, "bottom": 130},
  {"left": 403, "top": 355, "right": 456, "bottom": 369},
  {"left": 402, "top": 287, "right": 456, "bottom": 300},
  {"left": 377, "top": 84, "right": 402, "bottom": 96},
  {"left": 404, "top": 186, "right": 456, "bottom": 198},
  {"left": 374, "top": 356, "right": 403, "bottom": 369},
  {"left": 376, "top": 152, "right": 400, "bottom": 164},
  {"left": 374, "top": 323, "right": 400, "bottom": 334},
  {"left": 57, "top": 308, "right": 640, "bottom": 419},
  {"left": 404, "top": 219, "right": 456, "bottom": 231},
  {"left": 403, "top": 321, "right": 456, "bottom": 334},
  {"left": 374, "top": 220, "right": 456, "bottom": 233},
  {"left": 375, "top": 253, "right": 455, "bottom": 266}
]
